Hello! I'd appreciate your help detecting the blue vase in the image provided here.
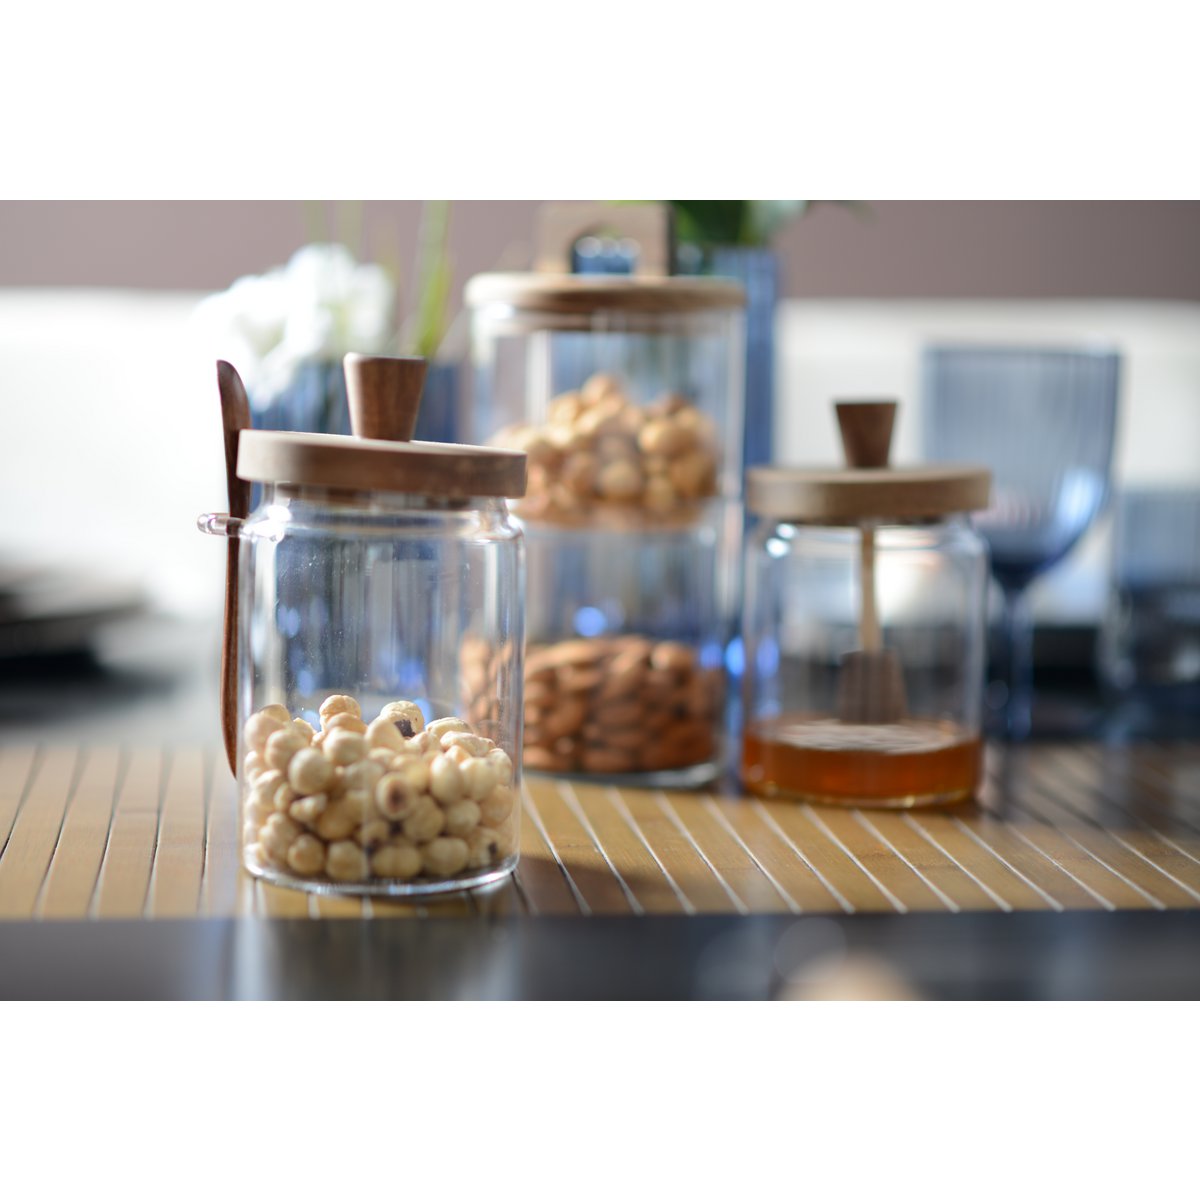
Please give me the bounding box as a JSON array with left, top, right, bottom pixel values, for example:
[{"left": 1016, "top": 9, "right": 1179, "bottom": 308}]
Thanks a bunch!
[{"left": 679, "top": 245, "right": 779, "bottom": 473}]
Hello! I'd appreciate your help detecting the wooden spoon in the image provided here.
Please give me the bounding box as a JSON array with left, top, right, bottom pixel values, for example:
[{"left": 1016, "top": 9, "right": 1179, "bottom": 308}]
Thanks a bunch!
[
  {"left": 834, "top": 400, "right": 908, "bottom": 724},
  {"left": 217, "top": 361, "right": 251, "bottom": 775}
]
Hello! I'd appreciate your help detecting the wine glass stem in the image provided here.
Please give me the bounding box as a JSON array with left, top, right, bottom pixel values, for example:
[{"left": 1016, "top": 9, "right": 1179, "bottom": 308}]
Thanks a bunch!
[{"left": 1001, "top": 584, "right": 1034, "bottom": 740}]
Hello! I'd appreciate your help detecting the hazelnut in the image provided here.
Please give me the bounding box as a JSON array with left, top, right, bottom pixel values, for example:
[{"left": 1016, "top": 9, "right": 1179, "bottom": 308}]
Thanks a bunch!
[
  {"left": 466, "top": 827, "right": 504, "bottom": 869},
  {"left": 286, "top": 834, "right": 326, "bottom": 876},
  {"left": 378, "top": 700, "right": 425, "bottom": 736},
  {"left": 264, "top": 727, "right": 309, "bottom": 771},
  {"left": 243, "top": 712, "right": 285, "bottom": 755},
  {"left": 324, "top": 713, "right": 368, "bottom": 735},
  {"left": 318, "top": 694, "right": 361, "bottom": 725},
  {"left": 376, "top": 772, "right": 421, "bottom": 821},
  {"left": 429, "top": 755, "right": 465, "bottom": 804},
  {"left": 289, "top": 792, "right": 328, "bottom": 826},
  {"left": 324, "top": 729, "right": 369, "bottom": 765},
  {"left": 443, "top": 800, "right": 482, "bottom": 838},
  {"left": 326, "top": 840, "right": 369, "bottom": 883},
  {"left": 288, "top": 748, "right": 334, "bottom": 796},
  {"left": 421, "top": 837, "right": 470, "bottom": 878},
  {"left": 371, "top": 842, "right": 422, "bottom": 880},
  {"left": 402, "top": 795, "right": 446, "bottom": 844},
  {"left": 426, "top": 717, "right": 472, "bottom": 739},
  {"left": 460, "top": 757, "right": 497, "bottom": 801},
  {"left": 440, "top": 731, "right": 491, "bottom": 757}
]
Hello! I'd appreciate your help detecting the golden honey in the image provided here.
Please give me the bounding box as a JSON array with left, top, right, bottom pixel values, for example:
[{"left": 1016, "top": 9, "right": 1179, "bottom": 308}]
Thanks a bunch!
[{"left": 742, "top": 715, "right": 981, "bottom": 809}]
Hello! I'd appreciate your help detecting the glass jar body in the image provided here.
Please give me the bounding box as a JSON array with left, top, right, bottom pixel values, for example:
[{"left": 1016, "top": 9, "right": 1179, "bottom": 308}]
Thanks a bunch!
[
  {"left": 468, "top": 297, "right": 745, "bottom": 784},
  {"left": 237, "top": 486, "right": 524, "bottom": 894},
  {"left": 518, "top": 500, "right": 739, "bottom": 785},
  {"left": 742, "top": 517, "right": 989, "bottom": 808},
  {"left": 469, "top": 301, "right": 746, "bottom": 527}
]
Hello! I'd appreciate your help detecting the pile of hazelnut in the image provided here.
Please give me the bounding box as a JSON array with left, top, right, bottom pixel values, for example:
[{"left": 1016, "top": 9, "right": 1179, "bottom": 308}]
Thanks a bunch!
[
  {"left": 491, "top": 373, "right": 720, "bottom": 527},
  {"left": 463, "top": 635, "right": 722, "bottom": 777},
  {"left": 241, "top": 694, "right": 517, "bottom": 888}
]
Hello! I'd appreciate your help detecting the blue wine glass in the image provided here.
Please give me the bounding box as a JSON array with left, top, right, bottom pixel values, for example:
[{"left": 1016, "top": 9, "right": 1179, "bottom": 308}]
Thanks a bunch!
[{"left": 922, "top": 345, "right": 1120, "bottom": 739}]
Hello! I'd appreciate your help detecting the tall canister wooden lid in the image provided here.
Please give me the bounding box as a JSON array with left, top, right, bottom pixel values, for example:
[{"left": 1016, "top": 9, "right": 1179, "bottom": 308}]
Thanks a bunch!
[{"left": 465, "top": 202, "right": 745, "bottom": 327}]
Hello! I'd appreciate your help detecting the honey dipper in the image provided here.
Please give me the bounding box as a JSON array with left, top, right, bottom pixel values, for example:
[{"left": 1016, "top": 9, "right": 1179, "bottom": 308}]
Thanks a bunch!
[{"left": 834, "top": 400, "right": 908, "bottom": 724}]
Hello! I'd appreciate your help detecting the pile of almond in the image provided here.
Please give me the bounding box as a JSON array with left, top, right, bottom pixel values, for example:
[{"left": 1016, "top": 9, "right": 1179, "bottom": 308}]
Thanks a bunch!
[
  {"left": 464, "top": 636, "right": 721, "bottom": 777},
  {"left": 490, "top": 373, "right": 720, "bottom": 527}
]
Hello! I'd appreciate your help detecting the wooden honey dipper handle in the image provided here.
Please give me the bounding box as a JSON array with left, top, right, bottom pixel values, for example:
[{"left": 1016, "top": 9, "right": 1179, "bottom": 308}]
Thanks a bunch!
[
  {"left": 836, "top": 399, "right": 896, "bottom": 653},
  {"left": 833, "top": 399, "right": 907, "bottom": 723}
]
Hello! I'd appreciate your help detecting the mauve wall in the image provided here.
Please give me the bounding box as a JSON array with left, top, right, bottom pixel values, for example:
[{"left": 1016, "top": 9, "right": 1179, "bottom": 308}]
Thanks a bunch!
[{"left": 1, "top": 201, "right": 1199, "bottom": 299}]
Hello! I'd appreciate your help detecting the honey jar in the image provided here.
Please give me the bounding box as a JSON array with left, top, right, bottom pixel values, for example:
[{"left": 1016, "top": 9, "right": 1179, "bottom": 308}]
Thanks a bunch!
[{"left": 741, "top": 401, "right": 992, "bottom": 808}]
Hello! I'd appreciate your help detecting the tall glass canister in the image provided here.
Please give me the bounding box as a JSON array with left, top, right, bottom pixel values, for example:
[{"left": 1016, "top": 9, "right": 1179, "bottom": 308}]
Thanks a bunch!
[{"left": 465, "top": 221, "right": 746, "bottom": 786}]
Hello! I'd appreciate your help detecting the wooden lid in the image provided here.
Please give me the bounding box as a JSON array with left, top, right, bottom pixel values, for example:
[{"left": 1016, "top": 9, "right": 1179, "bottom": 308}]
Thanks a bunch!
[
  {"left": 237, "top": 352, "right": 526, "bottom": 499},
  {"left": 237, "top": 432, "right": 527, "bottom": 498},
  {"left": 465, "top": 272, "right": 745, "bottom": 317},
  {"left": 747, "top": 463, "right": 991, "bottom": 523}
]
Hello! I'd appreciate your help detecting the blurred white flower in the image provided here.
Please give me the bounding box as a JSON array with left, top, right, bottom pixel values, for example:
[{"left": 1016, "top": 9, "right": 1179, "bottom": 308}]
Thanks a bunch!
[{"left": 193, "top": 243, "right": 396, "bottom": 405}]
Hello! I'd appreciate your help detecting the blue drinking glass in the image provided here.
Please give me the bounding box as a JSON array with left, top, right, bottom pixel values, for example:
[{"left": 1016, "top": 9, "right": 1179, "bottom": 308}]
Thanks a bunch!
[{"left": 922, "top": 345, "right": 1120, "bottom": 739}]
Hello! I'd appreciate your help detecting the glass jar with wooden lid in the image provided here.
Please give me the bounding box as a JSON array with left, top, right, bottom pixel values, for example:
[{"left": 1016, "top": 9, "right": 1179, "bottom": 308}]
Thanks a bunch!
[
  {"left": 199, "top": 355, "right": 527, "bottom": 894},
  {"left": 741, "top": 400, "right": 992, "bottom": 808},
  {"left": 464, "top": 204, "right": 746, "bottom": 786}
]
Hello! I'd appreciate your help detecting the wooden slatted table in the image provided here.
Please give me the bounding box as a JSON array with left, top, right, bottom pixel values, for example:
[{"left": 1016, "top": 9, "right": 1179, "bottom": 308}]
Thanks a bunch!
[{"left": 2, "top": 740, "right": 1199, "bottom": 920}]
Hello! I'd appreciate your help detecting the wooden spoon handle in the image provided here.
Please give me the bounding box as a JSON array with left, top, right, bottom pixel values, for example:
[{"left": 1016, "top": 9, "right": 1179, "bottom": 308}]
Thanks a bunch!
[{"left": 217, "top": 361, "right": 251, "bottom": 776}]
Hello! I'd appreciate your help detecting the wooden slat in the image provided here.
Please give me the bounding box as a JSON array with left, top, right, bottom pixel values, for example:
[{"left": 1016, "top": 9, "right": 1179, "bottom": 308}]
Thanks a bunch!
[
  {"left": 522, "top": 777, "right": 635, "bottom": 915},
  {"left": 1017, "top": 754, "right": 1200, "bottom": 908},
  {"left": 756, "top": 800, "right": 900, "bottom": 913},
  {"left": 660, "top": 792, "right": 794, "bottom": 914},
  {"left": 901, "top": 810, "right": 1054, "bottom": 911},
  {"left": 707, "top": 797, "right": 846, "bottom": 913},
  {"left": 513, "top": 791, "right": 582, "bottom": 915},
  {"left": 615, "top": 787, "right": 742, "bottom": 913},
  {"left": 38, "top": 747, "right": 122, "bottom": 919},
  {"left": 0, "top": 746, "right": 41, "bottom": 859},
  {"left": 147, "top": 748, "right": 208, "bottom": 918},
  {"left": 92, "top": 748, "right": 164, "bottom": 918},
  {"left": 942, "top": 808, "right": 1109, "bottom": 911},
  {"left": 854, "top": 810, "right": 1004, "bottom": 912},
  {"left": 567, "top": 783, "right": 690, "bottom": 914},
  {"left": 803, "top": 807, "right": 956, "bottom": 913},
  {"left": 201, "top": 763, "right": 249, "bottom": 917},
  {"left": 0, "top": 748, "right": 79, "bottom": 919}
]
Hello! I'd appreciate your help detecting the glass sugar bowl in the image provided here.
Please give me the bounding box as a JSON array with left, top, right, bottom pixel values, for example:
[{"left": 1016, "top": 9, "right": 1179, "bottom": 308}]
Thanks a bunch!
[
  {"left": 200, "top": 355, "right": 527, "bottom": 895},
  {"left": 741, "top": 401, "right": 992, "bottom": 808},
  {"left": 464, "top": 204, "right": 746, "bottom": 785}
]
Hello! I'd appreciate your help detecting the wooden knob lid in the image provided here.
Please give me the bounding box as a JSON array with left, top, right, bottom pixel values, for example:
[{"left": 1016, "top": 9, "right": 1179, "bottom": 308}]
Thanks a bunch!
[
  {"left": 747, "top": 398, "right": 991, "bottom": 523},
  {"left": 345, "top": 353, "right": 427, "bottom": 442}
]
